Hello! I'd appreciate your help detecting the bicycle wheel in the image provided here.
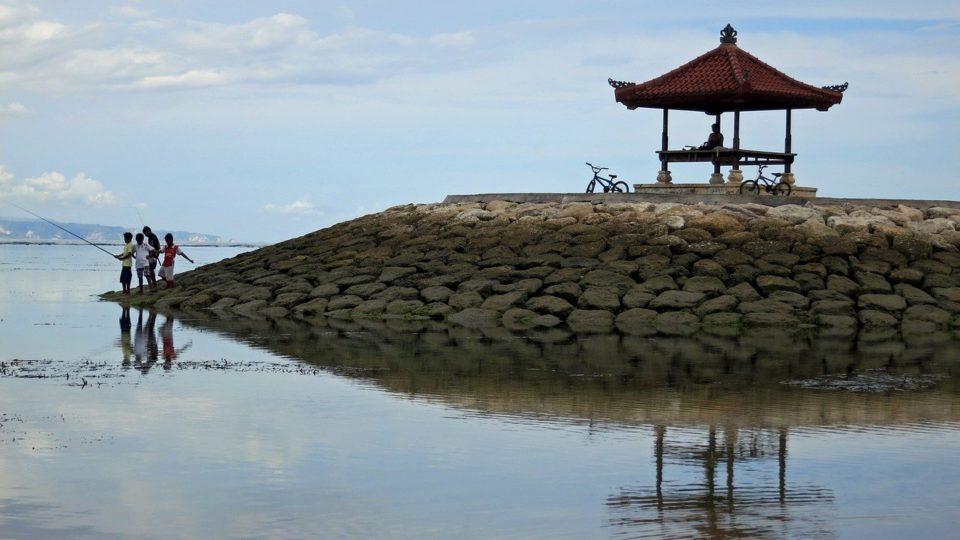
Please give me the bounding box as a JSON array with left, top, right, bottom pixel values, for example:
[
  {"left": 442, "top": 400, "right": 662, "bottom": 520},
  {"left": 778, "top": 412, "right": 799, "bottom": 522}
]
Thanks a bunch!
[
  {"left": 612, "top": 181, "right": 629, "bottom": 193},
  {"left": 772, "top": 182, "right": 792, "bottom": 196},
  {"left": 585, "top": 180, "right": 596, "bottom": 194},
  {"left": 739, "top": 180, "right": 760, "bottom": 195}
]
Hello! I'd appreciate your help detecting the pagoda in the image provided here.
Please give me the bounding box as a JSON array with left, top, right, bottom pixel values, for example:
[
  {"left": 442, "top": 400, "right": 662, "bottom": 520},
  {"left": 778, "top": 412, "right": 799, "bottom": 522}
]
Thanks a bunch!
[{"left": 610, "top": 24, "right": 847, "bottom": 196}]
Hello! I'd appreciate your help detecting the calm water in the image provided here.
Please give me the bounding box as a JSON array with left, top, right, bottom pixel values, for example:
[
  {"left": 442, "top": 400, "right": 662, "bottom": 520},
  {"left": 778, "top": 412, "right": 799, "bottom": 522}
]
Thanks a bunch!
[{"left": 1, "top": 245, "right": 960, "bottom": 539}]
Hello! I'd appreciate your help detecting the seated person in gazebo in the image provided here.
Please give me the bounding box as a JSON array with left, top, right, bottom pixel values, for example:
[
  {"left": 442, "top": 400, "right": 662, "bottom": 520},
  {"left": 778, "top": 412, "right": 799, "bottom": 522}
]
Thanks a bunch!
[{"left": 699, "top": 123, "right": 724, "bottom": 149}]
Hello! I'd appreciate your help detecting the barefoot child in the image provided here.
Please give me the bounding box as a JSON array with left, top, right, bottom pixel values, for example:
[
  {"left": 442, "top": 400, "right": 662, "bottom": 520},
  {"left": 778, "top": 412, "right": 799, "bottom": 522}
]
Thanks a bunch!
[
  {"left": 115, "top": 232, "right": 134, "bottom": 295},
  {"left": 133, "top": 233, "right": 151, "bottom": 294},
  {"left": 158, "top": 233, "right": 194, "bottom": 288}
]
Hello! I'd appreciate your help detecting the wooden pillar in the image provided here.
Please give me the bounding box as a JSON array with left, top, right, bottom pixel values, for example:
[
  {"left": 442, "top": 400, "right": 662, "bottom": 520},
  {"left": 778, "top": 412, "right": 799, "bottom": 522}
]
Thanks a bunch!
[
  {"left": 661, "top": 109, "right": 669, "bottom": 171},
  {"left": 784, "top": 109, "right": 793, "bottom": 173},
  {"left": 733, "top": 111, "right": 741, "bottom": 149},
  {"left": 713, "top": 113, "right": 721, "bottom": 174},
  {"left": 779, "top": 427, "right": 788, "bottom": 505}
]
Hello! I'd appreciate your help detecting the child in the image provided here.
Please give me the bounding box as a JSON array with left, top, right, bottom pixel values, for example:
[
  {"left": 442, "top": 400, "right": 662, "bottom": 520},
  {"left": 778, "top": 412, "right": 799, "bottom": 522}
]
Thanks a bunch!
[
  {"left": 158, "top": 233, "right": 194, "bottom": 288},
  {"left": 133, "top": 233, "right": 151, "bottom": 294},
  {"left": 115, "top": 232, "right": 135, "bottom": 295}
]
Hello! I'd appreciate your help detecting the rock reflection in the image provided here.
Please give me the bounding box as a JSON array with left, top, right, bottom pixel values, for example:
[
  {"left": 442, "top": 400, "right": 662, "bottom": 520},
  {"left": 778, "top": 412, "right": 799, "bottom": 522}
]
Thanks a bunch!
[{"left": 169, "top": 312, "right": 960, "bottom": 429}]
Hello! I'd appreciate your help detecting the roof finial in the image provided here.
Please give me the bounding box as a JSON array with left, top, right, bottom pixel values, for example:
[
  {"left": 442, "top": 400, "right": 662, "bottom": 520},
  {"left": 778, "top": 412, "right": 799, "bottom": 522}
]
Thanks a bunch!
[{"left": 720, "top": 24, "right": 738, "bottom": 45}]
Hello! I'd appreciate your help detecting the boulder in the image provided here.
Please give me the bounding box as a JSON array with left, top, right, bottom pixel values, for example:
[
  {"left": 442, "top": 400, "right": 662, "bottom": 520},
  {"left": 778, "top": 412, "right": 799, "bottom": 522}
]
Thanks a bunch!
[
  {"left": 448, "top": 308, "right": 499, "bottom": 328},
  {"left": 649, "top": 290, "right": 706, "bottom": 309},
  {"left": 766, "top": 204, "right": 820, "bottom": 225},
  {"left": 615, "top": 308, "right": 659, "bottom": 333},
  {"left": 859, "top": 310, "right": 899, "bottom": 328},
  {"left": 480, "top": 291, "right": 528, "bottom": 312},
  {"left": 655, "top": 311, "right": 701, "bottom": 335},
  {"left": 686, "top": 213, "right": 745, "bottom": 235},
  {"left": 578, "top": 287, "right": 621, "bottom": 310},
  {"left": 448, "top": 291, "right": 484, "bottom": 310},
  {"left": 756, "top": 275, "right": 802, "bottom": 295},
  {"left": 526, "top": 295, "right": 575, "bottom": 317},
  {"left": 858, "top": 294, "right": 907, "bottom": 312},
  {"left": 682, "top": 276, "right": 727, "bottom": 296},
  {"left": 566, "top": 309, "right": 615, "bottom": 333},
  {"left": 694, "top": 295, "right": 739, "bottom": 317}
]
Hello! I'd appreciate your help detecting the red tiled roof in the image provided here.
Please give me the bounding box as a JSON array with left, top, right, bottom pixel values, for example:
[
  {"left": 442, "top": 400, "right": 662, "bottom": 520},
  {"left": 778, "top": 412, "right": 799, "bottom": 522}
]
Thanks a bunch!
[{"left": 614, "top": 43, "right": 844, "bottom": 113}]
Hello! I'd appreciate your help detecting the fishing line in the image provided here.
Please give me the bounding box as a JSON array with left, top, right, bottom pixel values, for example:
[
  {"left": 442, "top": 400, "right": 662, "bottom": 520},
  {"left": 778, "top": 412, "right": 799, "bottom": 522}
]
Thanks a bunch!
[{"left": 4, "top": 201, "right": 118, "bottom": 258}]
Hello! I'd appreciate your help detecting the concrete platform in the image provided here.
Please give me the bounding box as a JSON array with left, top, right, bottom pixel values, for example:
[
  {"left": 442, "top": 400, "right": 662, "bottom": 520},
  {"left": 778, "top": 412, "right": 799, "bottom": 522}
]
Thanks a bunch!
[{"left": 633, "top": 183, "right": 817, "bottom": 199}]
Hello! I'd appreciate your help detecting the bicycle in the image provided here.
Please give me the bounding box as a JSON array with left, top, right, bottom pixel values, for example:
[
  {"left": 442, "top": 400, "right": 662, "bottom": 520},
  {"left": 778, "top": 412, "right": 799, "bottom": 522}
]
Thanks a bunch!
[
  {"left": 585, "top": 162, "right": 629, "bottom": 193},
  {"left": 738, "top": 165, "right": 792, "bottom": 197}
]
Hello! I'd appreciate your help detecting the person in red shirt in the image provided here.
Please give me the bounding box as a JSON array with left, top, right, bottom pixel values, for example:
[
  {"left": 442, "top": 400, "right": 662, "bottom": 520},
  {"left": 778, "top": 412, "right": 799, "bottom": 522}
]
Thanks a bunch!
[{"left": 157, "top": 233, "right": 194, "bottom": 288}]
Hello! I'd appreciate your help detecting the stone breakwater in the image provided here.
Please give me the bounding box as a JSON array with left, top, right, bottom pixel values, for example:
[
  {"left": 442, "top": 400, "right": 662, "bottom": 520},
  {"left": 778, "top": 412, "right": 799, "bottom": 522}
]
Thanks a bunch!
[{"left": 117, "top": 199, "right": 960, "bottom": 336}]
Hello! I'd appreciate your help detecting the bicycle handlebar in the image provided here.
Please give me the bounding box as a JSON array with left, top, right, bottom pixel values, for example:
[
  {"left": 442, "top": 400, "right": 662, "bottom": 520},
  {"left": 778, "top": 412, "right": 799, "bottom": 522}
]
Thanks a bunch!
[{"left": 585, "top": 162, "right": 608, "bottom": 172}]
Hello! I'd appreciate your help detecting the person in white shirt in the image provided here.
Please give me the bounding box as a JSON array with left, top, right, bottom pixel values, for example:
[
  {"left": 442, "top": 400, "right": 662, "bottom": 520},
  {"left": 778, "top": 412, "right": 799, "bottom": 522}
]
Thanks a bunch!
[{"left": 133, "top": 233, "right": 152, "bottom": 294}]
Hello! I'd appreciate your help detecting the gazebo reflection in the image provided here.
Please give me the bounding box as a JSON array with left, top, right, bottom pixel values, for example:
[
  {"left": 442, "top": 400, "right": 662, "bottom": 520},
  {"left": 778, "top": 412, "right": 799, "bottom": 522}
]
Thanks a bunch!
[{"left": 607, "top": 424, "right": 835, "bottom": 539}]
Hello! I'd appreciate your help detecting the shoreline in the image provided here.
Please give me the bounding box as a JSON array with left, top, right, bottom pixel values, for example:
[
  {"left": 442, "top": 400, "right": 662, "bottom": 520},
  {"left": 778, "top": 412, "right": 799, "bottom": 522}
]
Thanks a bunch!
[{"left": 102, "top": 195, "right": 960, "bottom": 337}]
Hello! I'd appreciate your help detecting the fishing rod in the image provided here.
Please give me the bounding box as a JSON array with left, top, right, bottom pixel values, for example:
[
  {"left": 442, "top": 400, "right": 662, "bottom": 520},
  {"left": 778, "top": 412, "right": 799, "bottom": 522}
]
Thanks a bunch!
[{"left": 5, "top": 201, "right": 118, "bottom": 258}]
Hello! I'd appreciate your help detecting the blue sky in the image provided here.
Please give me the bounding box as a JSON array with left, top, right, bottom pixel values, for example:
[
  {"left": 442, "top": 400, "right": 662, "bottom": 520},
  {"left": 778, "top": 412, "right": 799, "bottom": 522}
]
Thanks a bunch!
[{"left": 0, "top": 1, "right": 958, "bottom": 242}]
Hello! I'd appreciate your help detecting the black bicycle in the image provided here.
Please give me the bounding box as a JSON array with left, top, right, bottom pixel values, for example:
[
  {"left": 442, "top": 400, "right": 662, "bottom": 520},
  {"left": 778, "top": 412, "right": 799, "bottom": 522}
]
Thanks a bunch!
[
  {"left": 739, "top": 165, "right": 792, "bottom": 196},
  {"left": 585, "top": 162, "right": 629, "bottom": 193}
]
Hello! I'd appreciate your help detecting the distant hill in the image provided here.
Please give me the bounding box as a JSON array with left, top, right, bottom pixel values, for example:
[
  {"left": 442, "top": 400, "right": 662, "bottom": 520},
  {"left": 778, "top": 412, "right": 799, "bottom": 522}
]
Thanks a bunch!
[{"left": 0, "top": 217, "right": 250, "bottom": 246}]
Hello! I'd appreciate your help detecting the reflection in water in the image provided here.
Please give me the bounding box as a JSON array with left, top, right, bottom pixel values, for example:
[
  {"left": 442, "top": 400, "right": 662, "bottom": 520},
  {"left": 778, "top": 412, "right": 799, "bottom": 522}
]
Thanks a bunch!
[
  {"left": 117, "top": 306, "right": 131, "bottom": 367},
  {"left": 159, "top": 315, "right": 190, "bottom": 369},
  {"left": 133, "top": 309, "right": 160, "bottom": 373},
  {"left": 153, "top": 312, "right": 960, "bottom": 539},
  {"left": 608, "top": 426, "right": 835, "bottom": 539}
]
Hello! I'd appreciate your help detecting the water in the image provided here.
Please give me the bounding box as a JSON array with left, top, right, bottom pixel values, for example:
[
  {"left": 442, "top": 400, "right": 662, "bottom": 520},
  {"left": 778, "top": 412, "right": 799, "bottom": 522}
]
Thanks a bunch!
[{"left": 2, "top": 245, "right": 960, "bottom": 539}]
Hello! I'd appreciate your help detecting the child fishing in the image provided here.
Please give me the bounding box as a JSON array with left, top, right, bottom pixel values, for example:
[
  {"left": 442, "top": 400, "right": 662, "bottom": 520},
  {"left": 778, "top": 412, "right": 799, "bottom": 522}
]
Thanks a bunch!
[
  {"left": 115, "top": 232, "right": 135, "bottom": 295},
  {"left": 158, "top": 233, "right": 194, "bottom": 288}
]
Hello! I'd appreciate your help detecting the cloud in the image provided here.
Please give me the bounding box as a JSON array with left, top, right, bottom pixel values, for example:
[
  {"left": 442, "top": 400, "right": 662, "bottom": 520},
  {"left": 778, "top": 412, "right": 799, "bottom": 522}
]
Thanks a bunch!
[
  {"left": 0, "top": 166, "right": 118, "bottom": 207},
  {"left": 135, "top": 69, "right": 232, "bottom": 89},
  {"left": 0, "top": 102, "right": 28, "bottom": 115},
  {"left": 263, "top": 199, "right": 322, "bottom": 216}
]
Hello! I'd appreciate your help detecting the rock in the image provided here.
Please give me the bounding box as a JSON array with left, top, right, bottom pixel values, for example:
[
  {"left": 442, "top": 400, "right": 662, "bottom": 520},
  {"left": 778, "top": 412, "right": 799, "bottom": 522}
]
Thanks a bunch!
[
  {"left": 502, "top": 308, "right": 538, "bottom": 330},
  {"left": 640, "top": 275, "right": 679, "bottom": 293},
  {"left": 207, "top": 297, "right": 238, "bottom": 312},
  {"left": 932, "top": 287, "right": 960, "bottom": 303},
  {"left": 737, "top": 299, "right": 796, "bottom": 315},
  {"left": 344, "top": 282, "right": 387, "bottom": 298},
  {"left": 238, "top": 286, "right": 273, "bottom": 302},
  {"left": 888, "top": 268, "right": 924, "bottom": 285},
  {"left": 794, "top": 263, "right": 827, "bottom": 277},
  {"left": 649, "top": 290, "right": 706, "bottom": 309},
  {"left": 272, "top": 292, "right": 308, "bottom": 308},
  {"left": 566, "top": 309, "right": 615, "bottom": 333},
  {"left": 231, "top": 299, "right": 268, "bottom": 317},
  {"left": 854, "top": 272, "right": 892, "bottom": 294},
  {"left": 691, "top": 259, "right": 728, "bottom": 279},
  {"left": 893, "top": 284, "right": 936, "bottom": 305},
  {"left": 756, "top": 275, "right": 802, "bottom": 295},
  {"left": 353, "top": 298, "right": 387, "bottom": 314},
  {"left": 826, "top": 275, "right": 859, "bottom": 297},
  {"left": 458, "top": 278, "right": 499, "bottom": 294},
  {"left": 622, "top": 286, "right": 656, "bottom": 308},
  {"left": 542, "top": 282, "right": 582, "bottom": 303},
  {"left": 767, "top": 291, "right": 810, "bottom": 308},
  {"left": 694, "top": 295, "right": 739, "bottom": 317},
  {"left": 385, "top": 299, "right": 425, "bottom": 315},
  {"left": 372, "top": 286, "right": 420, "bottom": 301},
  {"left": 858, "top": 294, "right": 907, "bottom": 312},
  {"left": 652, "top": 310, "right": 699, "bottom": 334},
  {"left": 578, "top": 287, "right": 621, "bottom": 310},
  {"left": 686, "top": 213, "right": 745, "bottom": 235},
  {"left": 378, "top": 266, "right": 417, "bottom": 283},
  {"left": 480, "top": 291, "right": 528, "bottom": 312},
  {"left": 327, "top": 295, "right": 364, "bottom": 310},
  {"left": 421, "top": 286, "right": 454, "bottom": 303},
  {"left": 615, "top": 308, "right": 658, "bottom": 333},
  {"left": 743, "top": 312, "right": 799, "bottom": 327},
  {"left": 291, "top": 297, "right": 329, "bottom": 316},
  {"left": 767, "top": 204, "right": 820, "bottom": 225},
  {"left": 712, "top": 249, "right": 752, "bottom": 267},
  {"left": 727, "top": 282, "right": 762, "bottom": 302},
  {"left": 903, "top": 304, "right": 952, "bottom": 326},
  {"left": 532, "top": 314, "right": 563, "bottom": 328},
  {"left": 859, "top": 310, "right": 899, "bottom": 328},
  {"left": 418, "top": 302, "right": 454, "bottom": 319},
  {"left": 260, "top": 306, "right": 289, "bottom": 318},
  {"left": 580, "top": 269, "right": 637, "bottom": 294},
  {"left": 686, "top": 241, "right": 726, "bottom": 256},
  {"left": 702, "top": 312, "right": 743, "bottom": 326},
  {"left": 793, "top": 273, "right": 825, "bottom": 292},
  {"left": 448, "top": 308, "right": 499, "bottom": 328},
  {"left": 810, "top": 299, "right": 856, "bottom": 316},
  {"left": 526, "top": 295, "right": 575, "bottom": 317},
  {"left": 815, "top": 315, "right": 858, "bottom": 329},
  {"left": 682, "top": 276, "right": 726, "bottom": 296},
  {"left": 448, "top": 291, "right": 484, "bottom": 310}
]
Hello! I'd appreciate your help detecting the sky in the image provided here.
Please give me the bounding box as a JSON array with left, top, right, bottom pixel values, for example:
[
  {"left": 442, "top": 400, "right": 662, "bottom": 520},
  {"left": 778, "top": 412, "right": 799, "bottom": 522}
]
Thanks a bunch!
[{"left": 0, "top": 1, "right": 958, "bottom": 243}]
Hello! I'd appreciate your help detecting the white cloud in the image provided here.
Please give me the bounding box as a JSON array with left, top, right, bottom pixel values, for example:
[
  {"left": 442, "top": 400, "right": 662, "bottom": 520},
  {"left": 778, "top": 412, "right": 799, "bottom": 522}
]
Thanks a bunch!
[
  {"left": 263, "top": 199, "right": 322, "bottom": 216},
  {"left": 135, "top": 69, "right": 232, "bottom": 89},
  {"left": 0, "top": 102, "right": 28, "bottom": 115},
  {"left": 0, "top": 166, "right": 118, "bottom": 207},
  {"left": 0, "top": 225, "right": 10, "bottom": 235},
  {"left": 111, "top": 6, "right": 154, "bottom": 19}
]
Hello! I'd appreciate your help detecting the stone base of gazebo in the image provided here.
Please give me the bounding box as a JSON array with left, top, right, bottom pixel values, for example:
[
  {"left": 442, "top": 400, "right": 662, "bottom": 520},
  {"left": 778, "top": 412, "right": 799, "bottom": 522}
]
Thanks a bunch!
[{"left": 633, "top": 183, "right": 817, "bottom": 199}]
